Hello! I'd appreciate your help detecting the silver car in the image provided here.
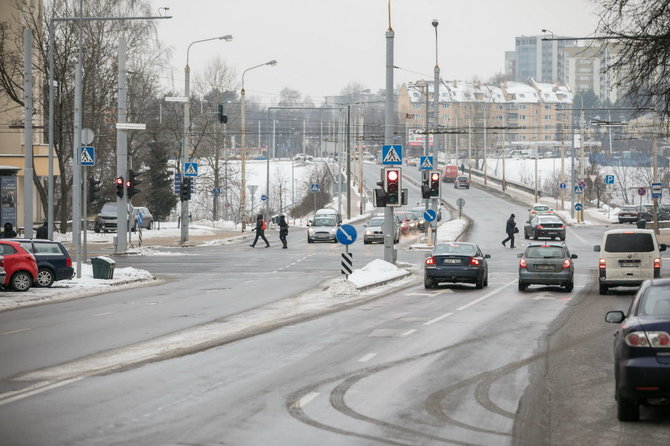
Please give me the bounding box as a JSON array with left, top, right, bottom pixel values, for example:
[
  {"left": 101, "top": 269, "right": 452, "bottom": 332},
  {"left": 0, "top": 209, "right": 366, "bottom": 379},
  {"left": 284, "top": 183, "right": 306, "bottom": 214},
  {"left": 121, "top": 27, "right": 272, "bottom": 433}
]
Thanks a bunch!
[
  {"left": 363, "top": 215, "right": 400, "bottom": 244},
  {"left": 307, "top": 216, "right": 338, "bottom": 243},
  {"left": 133, "top": 206, "right": 154, "bottom": 230},
  {"left": 517, "top": 242, "right": 577, "bottom": 292}
]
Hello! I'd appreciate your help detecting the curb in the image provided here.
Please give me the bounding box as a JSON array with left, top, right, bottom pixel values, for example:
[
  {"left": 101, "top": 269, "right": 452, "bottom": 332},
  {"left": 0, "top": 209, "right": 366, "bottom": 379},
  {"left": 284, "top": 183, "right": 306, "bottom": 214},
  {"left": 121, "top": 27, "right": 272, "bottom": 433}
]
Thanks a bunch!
[{"left": 355, "top": 271, "right": 413, "bottom": 292}]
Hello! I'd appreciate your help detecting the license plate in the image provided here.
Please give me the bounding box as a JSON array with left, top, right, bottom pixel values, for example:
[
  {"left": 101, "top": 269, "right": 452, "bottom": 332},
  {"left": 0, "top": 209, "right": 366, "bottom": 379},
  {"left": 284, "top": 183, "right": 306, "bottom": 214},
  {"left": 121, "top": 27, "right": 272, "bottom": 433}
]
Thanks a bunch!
[
  {"left": 620, "top": 262, "right": 639, "bottom": 267},
  {"left": 537, "top": 265, "right": 554, "bottom": 271},
  {"left": 443, "top": 259, "right": 460, "bottom": 264}
]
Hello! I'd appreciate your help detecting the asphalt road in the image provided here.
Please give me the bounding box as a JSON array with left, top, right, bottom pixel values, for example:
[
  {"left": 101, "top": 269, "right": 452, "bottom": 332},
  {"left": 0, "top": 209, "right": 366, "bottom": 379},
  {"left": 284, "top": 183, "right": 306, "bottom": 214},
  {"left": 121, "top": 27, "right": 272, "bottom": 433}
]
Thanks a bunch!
[{"left": 0, "top": 164, "right": 668, "bottom": 445}]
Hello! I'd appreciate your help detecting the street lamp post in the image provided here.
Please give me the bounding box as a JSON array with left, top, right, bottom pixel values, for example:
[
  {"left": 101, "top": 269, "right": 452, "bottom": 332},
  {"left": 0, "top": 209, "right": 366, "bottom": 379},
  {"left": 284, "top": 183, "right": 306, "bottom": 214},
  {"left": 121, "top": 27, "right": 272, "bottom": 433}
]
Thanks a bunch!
[
  {"left": 182, "top": 35, "right": 232, "bottom": 243},
  {"left": 240, "top": 59, "right": 277, "bottom": 231}
]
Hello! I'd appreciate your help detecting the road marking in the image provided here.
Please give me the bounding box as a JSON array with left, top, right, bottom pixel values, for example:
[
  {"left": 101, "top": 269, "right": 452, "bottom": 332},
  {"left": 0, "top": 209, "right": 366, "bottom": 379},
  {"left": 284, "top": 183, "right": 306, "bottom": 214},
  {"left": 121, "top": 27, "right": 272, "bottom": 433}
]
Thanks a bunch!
[
  {"left": 358, "top": 353, "right": 377, "bottom": 362},
  {"left": 569, "top": 228, "right": 588, "bottom": 245},
  {"left": 1, "top": 327, "right": 31, "bottom": 335},
  {"left": 407, "top": 289, "right": 453, "bottom": 297},
  {"left": 0, "top": 378, "right": 82, "bottom": 407},
  {"left": 456, "top": 279, "right": 516, "bottom": 311},
  {"left": 294, "top": 391, "right": 320, "bottom": 408},
  {"left": 93, "top": 312, "right": 113, "bottom": 317},
  {"left": 424, "top": 312, "right": 454, "bottom": 326},
  {"left": 401, "top": 329, "right": 417, "bottom": 337}
]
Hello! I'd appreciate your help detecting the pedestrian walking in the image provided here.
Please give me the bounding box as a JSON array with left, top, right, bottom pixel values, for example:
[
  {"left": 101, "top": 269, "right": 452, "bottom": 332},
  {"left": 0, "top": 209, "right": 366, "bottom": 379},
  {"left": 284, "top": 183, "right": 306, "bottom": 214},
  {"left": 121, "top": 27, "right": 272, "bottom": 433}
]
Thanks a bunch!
[
  {"left": 278, "top": 215, "right": 289, "bottom": 249},
  {"left": 1, "top": 222, "right": 17, "bottom": 238},
  {"left": 501, "top": 213, "right": 517, "bottom": 248},
  {"left": 36, "top": 220, "right": 48, "bottom": 239},
  {"left": 250, "top": 214, "right": 270, "bottom": 248}
]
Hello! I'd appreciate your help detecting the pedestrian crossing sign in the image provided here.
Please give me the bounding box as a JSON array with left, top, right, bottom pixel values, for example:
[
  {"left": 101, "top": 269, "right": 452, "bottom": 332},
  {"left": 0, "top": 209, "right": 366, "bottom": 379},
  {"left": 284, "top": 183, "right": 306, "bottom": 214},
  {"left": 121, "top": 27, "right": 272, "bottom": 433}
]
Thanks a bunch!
[
  {"left": 80, "top": 146, "right": 95, "bottom": 166},
  {"left": 419, "top": 156, "right": 433, "bottom": 170},
  {"left": 184, "top": 162, "right": 198, "bottom": 177},
  {"left": 382, "top": 145, "right": 403, "bottom": 165}
]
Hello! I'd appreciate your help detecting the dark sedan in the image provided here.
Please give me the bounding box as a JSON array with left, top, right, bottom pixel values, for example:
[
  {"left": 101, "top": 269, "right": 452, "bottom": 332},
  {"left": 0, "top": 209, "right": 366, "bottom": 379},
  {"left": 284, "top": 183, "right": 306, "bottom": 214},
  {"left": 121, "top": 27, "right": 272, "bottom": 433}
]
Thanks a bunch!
[
  {"left": 424, "top": 242, "right": 490, "bottom": 289},
  {"left": 524, "top": 215, "right": 566, "bottom": 241},
  {"left": 605, "top": 279, "right": 670, "bottom": 422},
  {"left": 618, "top": 205, "right": 643, "bottom": 224}
]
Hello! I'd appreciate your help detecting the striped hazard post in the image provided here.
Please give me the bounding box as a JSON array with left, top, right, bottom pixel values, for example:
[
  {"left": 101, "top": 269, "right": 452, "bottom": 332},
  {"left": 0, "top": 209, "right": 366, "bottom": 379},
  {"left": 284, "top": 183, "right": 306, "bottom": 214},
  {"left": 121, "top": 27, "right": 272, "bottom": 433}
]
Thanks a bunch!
[{"left": 341, "top": 252, "right": 353, "bottom": 276}]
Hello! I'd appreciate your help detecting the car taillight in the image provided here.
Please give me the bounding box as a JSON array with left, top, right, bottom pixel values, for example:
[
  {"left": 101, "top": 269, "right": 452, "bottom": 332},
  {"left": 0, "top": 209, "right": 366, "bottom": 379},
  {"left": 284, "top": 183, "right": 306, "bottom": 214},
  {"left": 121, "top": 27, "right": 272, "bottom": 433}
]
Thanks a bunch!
[
  {"left": 562, "top": 259, "right": 571, "bottom": 269},
  {"left": 654, "top": 258, "right": 661, "bottom": 269},
  {"left": 625, "top": 331, "right": 670, "bottom": 348},
  {"left": 469, "top": 257, "right": 480, "bottom": 266},
  {"left": 425, "top": 256, "right": 436, "bottom": 266},
  {"left": 66, "top": 257, "right": 72, "bottom": 268},
  {"left": 599, "top": 258, "right": 606, "bottom": 269},
  {"left": 560, "top": 225, "right": 565, "bottom": 229},
  {"left": 519, "top": 258, "right": 527, "bottom": 269},
  {"left": 537, "top": 224, "right": 544, "bottom": 229},
  {"left": 632, "top": 211, "right": 639, "bottom": 215}
]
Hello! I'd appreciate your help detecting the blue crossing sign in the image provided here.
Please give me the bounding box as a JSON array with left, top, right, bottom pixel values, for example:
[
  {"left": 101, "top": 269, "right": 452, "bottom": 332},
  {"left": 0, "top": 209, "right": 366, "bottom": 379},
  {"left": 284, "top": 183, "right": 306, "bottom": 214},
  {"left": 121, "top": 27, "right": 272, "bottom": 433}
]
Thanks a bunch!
[
  {"left": 310, "top": 183, "right": 320, "bottom": 193},
  {"left": 419, "top": 156, "right": 433, "bottom": 170},
  {"left": 184, "top": 162, "right": 198, "bottom": 177},
  {"left": 382, "top": 145, "right": 403, "bottom": 165},
  {"left": 80, "top": 146, "right": 95, "bottom": 166},
  {"left": 336, "top": 224, "right": 357, "bottom": 245}
]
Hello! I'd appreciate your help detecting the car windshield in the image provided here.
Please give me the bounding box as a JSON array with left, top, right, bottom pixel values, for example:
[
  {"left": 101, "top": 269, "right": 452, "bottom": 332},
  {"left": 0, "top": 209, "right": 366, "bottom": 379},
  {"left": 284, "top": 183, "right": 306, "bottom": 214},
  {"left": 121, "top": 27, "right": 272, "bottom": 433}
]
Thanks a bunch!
[
  {"left": 622, "top": 206, "right": 638, "bottom": 211},
  {"left": 639, "top": 286, "right": 670, "bottom": 316},
  {"left": 525, "top": 246, "right": 566, "bottom": 259},
  {"left": 368, "top": 217, "right": 385, "bottom": 227},
  {"left": 457, "top": 176, "right": 468, "bottom": 181},
  {"left": 538, "top": 217, "right": 561, "bottom": 224},
  {"left": 604, "top": 233, "right": 655, "bottom": 252},
  {"left": 533, "top": 206, "right": 549, "bottom": 212},
  {"left": 434, "top": 243, "right": 476, "bottom": 256},
  {"left": 312, "top": 217, "right": 336, "bottom": 227},
  {"left": 101, "top": 203, "right": 117, "bottom": 213}
]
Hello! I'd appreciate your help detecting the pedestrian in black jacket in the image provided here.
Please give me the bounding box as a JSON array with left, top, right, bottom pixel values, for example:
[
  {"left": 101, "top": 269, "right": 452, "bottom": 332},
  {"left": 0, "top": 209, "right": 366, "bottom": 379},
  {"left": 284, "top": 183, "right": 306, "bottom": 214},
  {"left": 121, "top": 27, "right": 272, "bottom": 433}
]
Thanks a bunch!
[
  {"left": 36, "top": 221, "right": 48, "bottom": 239},
  {"left": 502, "top": 213, "right": 517, "bottom": 248},
  {"left": 1, "top": 222, "right": 17, "bottom": 238},
  {"left": 278, "top": 215, "right": 289, "bottom": 249},
  {"left": 250, "top": 214, "right": 270, "bottom": 248}
]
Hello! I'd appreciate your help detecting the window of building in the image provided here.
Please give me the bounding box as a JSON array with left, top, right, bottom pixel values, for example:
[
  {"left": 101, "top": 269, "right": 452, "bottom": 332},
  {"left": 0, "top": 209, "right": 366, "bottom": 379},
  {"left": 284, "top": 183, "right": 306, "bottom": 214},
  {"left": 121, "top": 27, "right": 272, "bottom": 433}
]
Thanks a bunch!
[{"left": 544, "top": 115, "right": 551, "bottom": 120}]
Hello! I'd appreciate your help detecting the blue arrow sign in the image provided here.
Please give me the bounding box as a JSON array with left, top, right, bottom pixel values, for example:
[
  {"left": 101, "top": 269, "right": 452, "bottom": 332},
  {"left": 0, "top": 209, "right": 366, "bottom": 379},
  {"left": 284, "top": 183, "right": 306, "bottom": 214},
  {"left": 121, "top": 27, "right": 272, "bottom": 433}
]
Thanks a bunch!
[
  {"left": 80, "top": 146, "right": 95, "bottom": 166},
  {"left": 336, "top": 224, "right": 357, "bottom": 245},
  {"left": 424, "top": 209, "right": 437, "bottom": 222},
  {"left": 559, "top": 182, "right": 567, "bottom": 189},
  {"left": 575, "top": 203, "right": 583, "bottom": 211},
  {"left": 261, "top": 194, "right": 268, "bottom": 201}
]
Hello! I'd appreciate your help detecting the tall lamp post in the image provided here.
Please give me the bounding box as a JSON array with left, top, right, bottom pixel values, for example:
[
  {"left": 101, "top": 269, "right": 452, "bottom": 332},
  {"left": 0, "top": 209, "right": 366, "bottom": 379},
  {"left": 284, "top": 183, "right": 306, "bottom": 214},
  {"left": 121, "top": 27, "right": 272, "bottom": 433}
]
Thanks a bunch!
[
  {"left": 431, "top": 18, "right": 440, "bottom": 244},
  {"left": 182, "top": 35, "right": 233, "bottom": 243},
  {"left": 240, "top": 59, "right": 277, "bottom": 231}
]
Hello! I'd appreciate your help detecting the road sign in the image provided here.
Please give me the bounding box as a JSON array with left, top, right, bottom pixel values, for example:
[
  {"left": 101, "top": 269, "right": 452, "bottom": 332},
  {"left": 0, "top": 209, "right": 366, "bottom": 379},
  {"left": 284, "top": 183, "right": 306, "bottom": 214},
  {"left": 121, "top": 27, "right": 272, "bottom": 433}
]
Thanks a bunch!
[
  {"left": 424, "top": 209, "right": 437, "bottom": 222},
  {"left": 419, "top": 156, "right": 433, "bottom": 170},
  {"left": 589, "top": 174, "right": 597, "bottom": 182},
  {"left": 559, "top": 182, "right": 567, "bottom": 189},
  {"left": 456, "top": 197, "right": 465, "bottom": 208},
  {"left": 651, "top": 183, "right": 662, "bottom": 199},
  {"left": 579, "top": 181, "right": 587, "bottom": 189},
  {"left": 337, "top": 224, "right": 357, "bottom": 245},
  {"left": 341, "top": 251, "right": 353, "bottom": 275},
  {"left": 212, "top": 188, "right": 221, "bottom": 196},
  {"left": 637, "top": 187, "right": 647, "bottom": 196},
  {"left": 115, "top": 122, "right": 146, "bottom": 130},
  {"left": 605, "top": 175, "right": 615, "bottom": 184},
  {"left": 574, "top": 185, "right": 583, "bottom": 195},
  {"left": 164, "top": 96, "right": 188, "bottom": 102},
  {"left": 261, "top": 194, "right": 267, "bottom": 201},
  {"left": 310, "top": 183, "right": 320, "bottom": 193},
  {"left": 80, "top": 146, "right": 95, "bottom": 166},
  {"left": 174, "top": 173, "right": 181, "bottom": 194},
  {"left": 382, "top": 144, "right": 403, "bottom": 165},
  {"left": 137, "top": 212, "right": 144, "bottom": 226},
  {"left": 184, "top": 162, "right": 198, "bottom": 177},
  {"left": 575, "top": 203, "right": 583, "bottom": 211}
]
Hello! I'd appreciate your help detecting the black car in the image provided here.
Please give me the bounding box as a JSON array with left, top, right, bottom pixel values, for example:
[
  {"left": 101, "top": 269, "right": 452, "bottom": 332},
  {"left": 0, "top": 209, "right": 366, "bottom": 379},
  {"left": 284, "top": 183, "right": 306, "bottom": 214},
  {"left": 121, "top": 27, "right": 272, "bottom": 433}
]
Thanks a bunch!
[
  {"left": 605, "top": 279, "right": 670, "bottom": 421},
  {"left": 618, "top": 205, "right": 643, "bottom": 224},
  {"left": 639, "top": 205, "right": 670, "bottom": 222},
  {"left": 524, "top": 215, "right": 566, "bottom": 241},
  {"left": 424, "top": 242, "right": 490, "bottom": 289},
  {"left": 9, "top": 239, "right": 74, "bottom": 287}
]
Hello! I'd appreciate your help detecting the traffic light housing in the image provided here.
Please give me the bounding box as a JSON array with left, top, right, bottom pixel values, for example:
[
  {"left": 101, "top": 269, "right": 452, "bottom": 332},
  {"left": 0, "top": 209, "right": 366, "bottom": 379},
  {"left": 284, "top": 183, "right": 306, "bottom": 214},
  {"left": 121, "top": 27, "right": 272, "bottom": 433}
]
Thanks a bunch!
[
  {"left": 88, "top": 178, "right": 101, "bottom": 203},
  {"left": 383, "top": 167, "right": 401, "bottom": 207},
  {"left": 429, "top": 171, "right": 440, "bottom": 197},
  {"left": 180, "top": 177, "right": 192, "bottom": 201},
  {"left": 421, "top": 171, "right": 431, "bottom": 199},
  {"left": 217, "top": 104, "right": 228, "bottom": 124},
  {"left": 127, "top": 170, "right": 142, "bottom": 199},
  {"left": 115, "top": 176, "right": 124, "bottom": 198}
]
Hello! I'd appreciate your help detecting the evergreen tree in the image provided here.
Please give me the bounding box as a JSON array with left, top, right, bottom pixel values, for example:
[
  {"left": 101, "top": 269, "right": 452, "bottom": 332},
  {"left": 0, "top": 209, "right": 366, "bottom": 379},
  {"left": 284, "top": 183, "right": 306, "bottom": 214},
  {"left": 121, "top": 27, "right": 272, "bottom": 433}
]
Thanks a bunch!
[{"left": 145, "top": 140, "right": 177, "bottom": 222}]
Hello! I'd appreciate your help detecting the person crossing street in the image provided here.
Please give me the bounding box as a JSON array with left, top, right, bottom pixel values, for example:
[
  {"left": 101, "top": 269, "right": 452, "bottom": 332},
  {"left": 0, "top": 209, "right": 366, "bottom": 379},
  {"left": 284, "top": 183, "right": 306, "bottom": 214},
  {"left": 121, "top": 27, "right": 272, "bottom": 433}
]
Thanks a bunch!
[{"left": 250, "top": 214, "right": 270, "bottom": 248}]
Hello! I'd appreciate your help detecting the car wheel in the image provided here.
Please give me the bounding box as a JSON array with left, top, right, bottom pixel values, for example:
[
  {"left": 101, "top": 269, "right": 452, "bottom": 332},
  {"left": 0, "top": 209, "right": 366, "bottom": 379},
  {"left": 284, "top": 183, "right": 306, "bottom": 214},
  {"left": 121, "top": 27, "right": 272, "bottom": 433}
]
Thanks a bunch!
[
  {"left": 617, "top": 393, "right": 640, "bottom": 422},
  {"left": 307, "top": 237, "right": 313, "bottom": 244},
  {"left": 524, "top": 229, "right": 529, "bottom": 240},
  {"left": 560, "top": 236, "right": 565, "bottom": 241},
  {"left": 11, "top": 271, "right": 32, "bottom": 292},
  {"left": 35, "top": 267, "right": 55, "bottom": 288},
  {"left": 424, "top": 276, "right": 434, "bottom": 289},
  {"left": 94, "top": 225, "right": 101, "bottom": 234},
  {"left": 147, "top": 221, "right": 153, "bottom": 230},
  {"left": 484, "top": 275, "right": 488, "bottom": 287},
  {"left": 518, "top": 281, "right": 527, "bottom": 291},
  {"left": 599, "top": 284, "right": 608, "bottom": 295},
  {"left": 475, "top": 274, "right": 484, "bottom": 289},
  {"left": 364, "top": 240, "right": 370, "bottom": 245},
  {"left": 564, "top": 281, "right": 574, "bottom": 292}
]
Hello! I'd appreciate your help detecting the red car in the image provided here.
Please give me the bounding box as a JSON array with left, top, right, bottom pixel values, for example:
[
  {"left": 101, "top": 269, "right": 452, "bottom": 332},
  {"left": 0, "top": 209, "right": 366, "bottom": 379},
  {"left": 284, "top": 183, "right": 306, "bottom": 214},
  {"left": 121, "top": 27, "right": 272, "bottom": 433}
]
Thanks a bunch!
[{"left": 0, "top": 240, "right": 38, "bottom": 291}]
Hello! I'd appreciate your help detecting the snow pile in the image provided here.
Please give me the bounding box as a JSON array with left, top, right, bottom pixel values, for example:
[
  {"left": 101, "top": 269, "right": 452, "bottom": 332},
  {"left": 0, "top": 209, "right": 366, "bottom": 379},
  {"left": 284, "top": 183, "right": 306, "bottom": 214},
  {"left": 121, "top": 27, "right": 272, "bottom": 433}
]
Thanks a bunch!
[{"left": 348, "top": 259, "right": 409, "bottom": 288}]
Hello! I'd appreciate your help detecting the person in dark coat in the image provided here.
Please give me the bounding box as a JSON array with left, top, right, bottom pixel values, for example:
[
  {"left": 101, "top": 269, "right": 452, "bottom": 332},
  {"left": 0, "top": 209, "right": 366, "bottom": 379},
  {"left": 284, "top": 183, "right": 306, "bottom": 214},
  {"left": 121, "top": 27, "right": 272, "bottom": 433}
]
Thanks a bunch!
[
  {"left": 278, "top": 215, "right": 289, "bottom": 249},
  {"left": 502, "top": 213, "right": 517, "bottom": 248},
  {"left": 1, "top": 222, "right": 17, "bottom": 238},
  {"left": 36, "top": 221, "right": 48, "bottom": 239},
  {"left": 250, "top": 214, "right": 270, "bottom": 248}
]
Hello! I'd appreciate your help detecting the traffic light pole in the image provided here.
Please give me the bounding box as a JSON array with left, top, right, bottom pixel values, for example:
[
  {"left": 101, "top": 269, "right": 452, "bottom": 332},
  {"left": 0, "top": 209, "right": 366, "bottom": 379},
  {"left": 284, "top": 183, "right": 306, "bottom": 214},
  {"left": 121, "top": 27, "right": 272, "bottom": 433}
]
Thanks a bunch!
[
  {"left": 384, "top": 22, "right": 396, "bottom": 264},
  {"left": 116, "top": 37, "right": 128, "bottom": 254}
]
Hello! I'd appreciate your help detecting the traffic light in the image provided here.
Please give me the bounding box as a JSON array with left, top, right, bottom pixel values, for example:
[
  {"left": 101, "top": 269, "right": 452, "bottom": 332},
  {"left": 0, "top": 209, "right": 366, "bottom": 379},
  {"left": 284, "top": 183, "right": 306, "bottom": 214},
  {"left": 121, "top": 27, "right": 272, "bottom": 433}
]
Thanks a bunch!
[
  {"left": 217, "top": 104, "right": 228, "bottom": 124},
  {"left": 115, "top": 176, "right": 124, "bottom": 198},
  {"left": 127, "top": 170, "right": 142, "bottom": 199},
  {"left": 180, "top": 177, "right": 192, "bottom": 201},
  {"left": 88, "top": 178, "right": 101, "bottom": 203},
  {"left": 421, "top": 171, "right": 431, "bottom": 199},
  {"left": 383, "top": 167, "right": 401, "bottom": 207},
  {"left": 429, "top": 171, "right": 440, "bottom": 197}
]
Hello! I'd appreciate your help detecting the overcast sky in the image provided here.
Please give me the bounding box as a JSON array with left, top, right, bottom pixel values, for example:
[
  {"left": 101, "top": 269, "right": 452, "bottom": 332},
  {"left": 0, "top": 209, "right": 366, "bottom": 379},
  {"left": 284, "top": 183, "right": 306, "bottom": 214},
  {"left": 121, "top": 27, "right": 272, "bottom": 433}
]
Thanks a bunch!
[{"left": 149, "top": 0, "right": 600, "bottom": 104}]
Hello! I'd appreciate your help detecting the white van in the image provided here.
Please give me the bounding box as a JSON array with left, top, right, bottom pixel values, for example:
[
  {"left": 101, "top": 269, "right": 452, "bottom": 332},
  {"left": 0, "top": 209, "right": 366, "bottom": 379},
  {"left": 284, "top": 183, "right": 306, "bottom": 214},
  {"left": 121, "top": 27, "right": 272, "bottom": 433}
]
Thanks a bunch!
[{"left": 593, "top": 229, "right": 667, "bottom": 294}]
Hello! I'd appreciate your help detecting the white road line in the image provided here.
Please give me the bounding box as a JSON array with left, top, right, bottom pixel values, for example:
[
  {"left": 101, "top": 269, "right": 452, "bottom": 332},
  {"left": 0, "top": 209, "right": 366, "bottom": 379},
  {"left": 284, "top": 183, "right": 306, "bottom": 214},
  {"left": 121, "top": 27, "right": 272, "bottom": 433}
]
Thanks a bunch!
[
  {"left": 401, "top": 329, "right": 417, "bottom": 337},
  {"left": 0, "top": 378, "right": 82, "bottom": 407},
  {"left": 424, "top": 312, "right": 454, "bottom": 326},
  {"left": 456, "top": 279, "right": 516, "bottom": 311},
  {"left": 295, "top": 391, "right": 320, "bottom": 408},
  {"left": 1, "top": 327, "right": 31, "bottom": 335},
  {"left": 569, "top": 228, "right": 588, "bottom": 245},
  {"left": 93, "top": 312, "right": 113, "bottom": 317},
  {"left": 358, "top": 353, "right": 377, "bottom": 362}
]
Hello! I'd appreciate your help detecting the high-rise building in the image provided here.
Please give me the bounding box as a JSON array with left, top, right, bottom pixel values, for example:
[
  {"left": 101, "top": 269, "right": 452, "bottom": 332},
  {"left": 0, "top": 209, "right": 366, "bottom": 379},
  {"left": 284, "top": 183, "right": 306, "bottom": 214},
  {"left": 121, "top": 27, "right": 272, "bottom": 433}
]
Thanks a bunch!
[{"left": 508, "top": 35, "right": 576, "bottom": 84}]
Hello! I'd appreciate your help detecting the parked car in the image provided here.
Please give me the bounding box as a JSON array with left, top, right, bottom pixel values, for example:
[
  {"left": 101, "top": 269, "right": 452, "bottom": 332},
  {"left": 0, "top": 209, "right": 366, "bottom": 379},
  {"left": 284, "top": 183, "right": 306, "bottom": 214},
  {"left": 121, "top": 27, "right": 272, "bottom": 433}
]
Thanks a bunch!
[
  {"left": 639, "top": 204, "right": 670, "bottom": 222},
  {"left": 454, "top": 176, "right": 470, "bottom": 189},
  {"left": 594, "top": 228, "right": 666, "bottom": 295},
  {"left": 605, "top": 278, "right": 670, "bottom": 421},
  {"left": 517, "top": 242, "right": 576, "bottom": 292},
  {"left": 363, "top": 215, "right": 400, "bottom": 244},
  {"left": 133, "top": 206, "right": 154, "bottom": 230},
  {"left": 94, "top": 202, "right": 137, "bottom": 233},
  {"left": 618, "top": 205, "right": 643, "bottom": 224},
  {"left": 307, "top": 215, "right": 339, "bottom": 243},
  {"left": 395, "top": 210, "right": 417, "bottom": 234},
  {"left": 7, "top": 239, "right": 74, "bottom": 287},
  {"left": 527, "top": 203, "right": 553, "bottom": 221},
  {"left": 0, "top": 240, "right": 38, "bottom": 291},
  {"left": 524, "top": 214, "right": 566, "bottom": 241},
  {"left": 0, "top": 256, "right": 5, "bottom": 285},
  {"left": 424, "top": 242, "right": 490, "bottom": 289},
  {"left": 293, "top": 153, "right": 313, "bottom": 162}
]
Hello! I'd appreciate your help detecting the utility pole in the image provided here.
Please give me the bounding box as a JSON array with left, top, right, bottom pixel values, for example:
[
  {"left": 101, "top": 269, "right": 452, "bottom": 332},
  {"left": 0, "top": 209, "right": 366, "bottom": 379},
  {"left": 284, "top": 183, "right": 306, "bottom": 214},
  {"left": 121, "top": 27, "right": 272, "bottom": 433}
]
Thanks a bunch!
[{"left": 384, "top": 2, "right": 396, "bottom": 264}]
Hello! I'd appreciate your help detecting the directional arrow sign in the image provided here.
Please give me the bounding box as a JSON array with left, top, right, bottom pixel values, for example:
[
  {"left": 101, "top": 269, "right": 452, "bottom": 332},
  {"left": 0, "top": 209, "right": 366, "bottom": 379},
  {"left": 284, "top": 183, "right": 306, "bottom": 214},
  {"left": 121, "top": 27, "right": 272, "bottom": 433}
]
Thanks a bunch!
[
  {"left": 424, "top": 209, "right": 437, "bottom": 222},
  {"left": 336, "top": 224, "right": 357, "bottom": 245}
]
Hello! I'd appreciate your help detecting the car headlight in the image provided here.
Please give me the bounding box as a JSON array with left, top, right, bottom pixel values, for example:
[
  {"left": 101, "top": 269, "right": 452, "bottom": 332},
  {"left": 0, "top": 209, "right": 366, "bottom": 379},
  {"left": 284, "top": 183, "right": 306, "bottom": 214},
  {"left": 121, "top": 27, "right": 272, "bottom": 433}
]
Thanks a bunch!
[
  {"left": 330, "top": 228, "right": 337, "bottom": 235},
  {"left": 308, "top": 229, "right": 315, "bottom": 236},
  {"left": 365, "top": 230, "right": 373, "bottom": 235}
]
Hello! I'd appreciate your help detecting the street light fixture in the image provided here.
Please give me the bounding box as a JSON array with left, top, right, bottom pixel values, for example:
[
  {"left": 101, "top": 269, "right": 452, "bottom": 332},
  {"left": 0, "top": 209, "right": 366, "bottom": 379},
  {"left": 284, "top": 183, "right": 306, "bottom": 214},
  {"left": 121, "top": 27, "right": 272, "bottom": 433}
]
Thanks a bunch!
[
  {"left": 240, "top": 59, "right": 277, "bottom": 231},
  {"left": 181, "top": 34, "right": 233, "bottom": 244}
]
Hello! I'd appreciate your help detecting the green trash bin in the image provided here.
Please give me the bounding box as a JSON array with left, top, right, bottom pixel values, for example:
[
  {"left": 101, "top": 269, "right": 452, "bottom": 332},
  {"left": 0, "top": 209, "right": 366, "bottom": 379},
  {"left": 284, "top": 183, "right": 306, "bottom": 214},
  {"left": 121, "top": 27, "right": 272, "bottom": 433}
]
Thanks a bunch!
[{"left": 91, "top": 256, "right": 116, "bottom": 279}]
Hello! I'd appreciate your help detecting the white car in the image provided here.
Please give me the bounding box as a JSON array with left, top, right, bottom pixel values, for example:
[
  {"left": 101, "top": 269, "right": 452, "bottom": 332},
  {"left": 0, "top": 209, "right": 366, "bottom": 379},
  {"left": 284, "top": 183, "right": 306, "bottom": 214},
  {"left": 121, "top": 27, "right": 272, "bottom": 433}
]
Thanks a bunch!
[
  {"left": 363, "top": 215, "right": 400, "bottom": 244},
  {"left": 293, "top": 153, "right": 313, "bottom": 162},
  {"left": 307, "top": 215, "right": 338, "bottom": 243}
]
